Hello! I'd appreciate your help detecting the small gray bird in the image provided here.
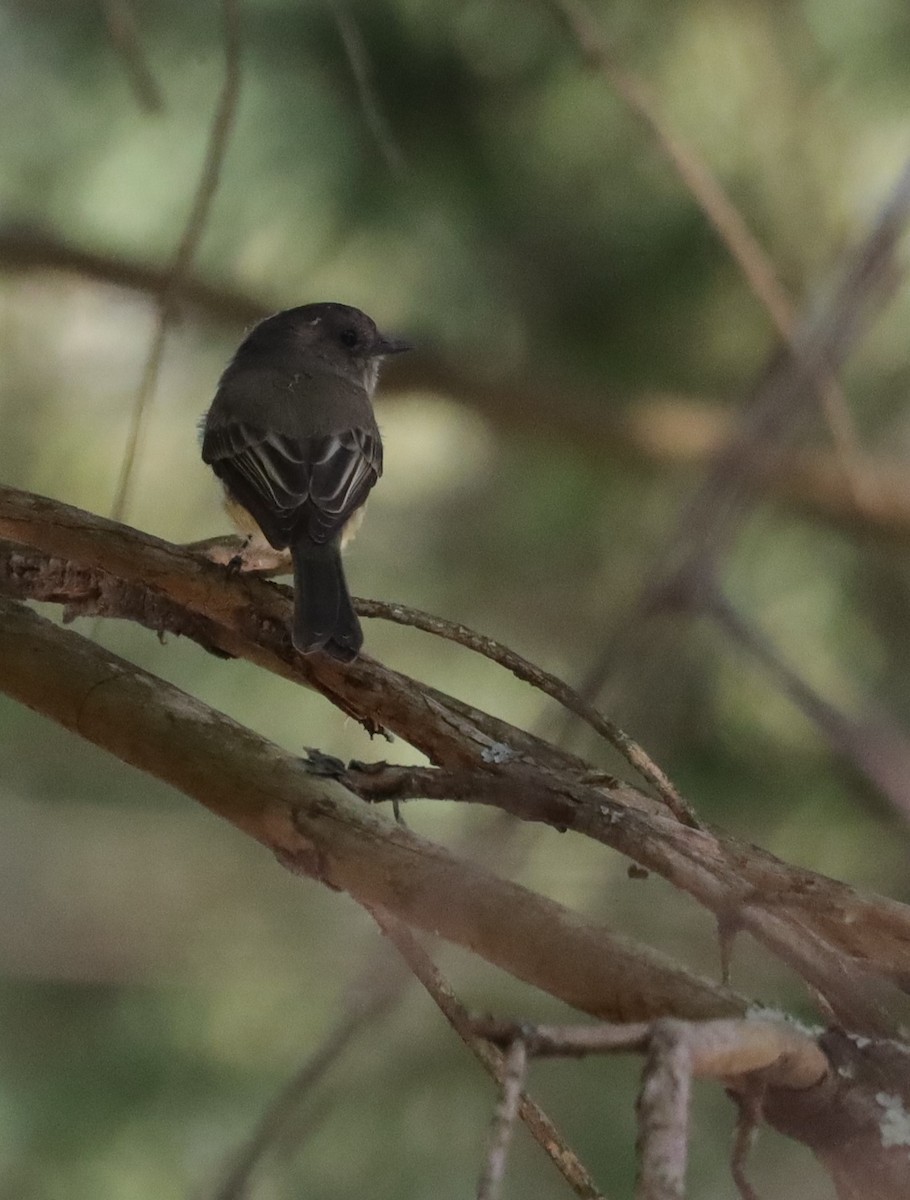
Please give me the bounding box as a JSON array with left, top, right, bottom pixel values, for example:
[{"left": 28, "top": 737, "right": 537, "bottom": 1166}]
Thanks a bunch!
[{"left": 201, "top": 302, "right": 409, "bottom": 661}]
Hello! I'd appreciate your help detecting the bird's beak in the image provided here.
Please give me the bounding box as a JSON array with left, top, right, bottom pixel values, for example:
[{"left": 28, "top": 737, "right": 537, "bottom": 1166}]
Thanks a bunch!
[{"left": 375, "top": 334, "right": 411, "bottom": 356}]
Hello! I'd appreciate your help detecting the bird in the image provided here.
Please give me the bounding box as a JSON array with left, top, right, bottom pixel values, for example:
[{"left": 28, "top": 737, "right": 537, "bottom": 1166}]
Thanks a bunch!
[{"left": 201, "top": 302, "right": 409, "bottom": 662}]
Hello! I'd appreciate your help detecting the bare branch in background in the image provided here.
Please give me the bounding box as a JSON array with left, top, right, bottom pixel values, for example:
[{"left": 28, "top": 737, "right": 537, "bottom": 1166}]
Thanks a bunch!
[
  {"left": 548, "top": 0, "right": 865, "bottom": 491},
  {"left": 100, "top": 0, "right": 164, "bottom": 112},
  {"left": 110, "top": 0, "right": 242, "bottom": 523},
  {"left": 550, "top": 0, "right": 789, "bottom": 333},
  {"left": 707, "top": 588, "right": 910, "bottom": 824},
  {"left": 663, "top": 156, "right": 910, "bottom": 580},
  {"left": 575, "top": 156, "right": 910, "bottom": 723},
  {"left": 6, "top": 227, "right": 910, "bottom": 546},
  {"left": 0, "top": 225, "right": 265, "bottom": 324},
  {"left": 333, "top": 4, "right": 405, "bottom": 175}
]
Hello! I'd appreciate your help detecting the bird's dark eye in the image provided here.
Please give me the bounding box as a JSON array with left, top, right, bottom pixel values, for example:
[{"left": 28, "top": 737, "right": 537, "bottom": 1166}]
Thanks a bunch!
[{"left": 339, "top": 328, "right": 359, "bottom": 348}]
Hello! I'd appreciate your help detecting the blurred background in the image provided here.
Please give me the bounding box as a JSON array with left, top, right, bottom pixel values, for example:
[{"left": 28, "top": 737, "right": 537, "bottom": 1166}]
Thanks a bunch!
[{"left": 1, "top": 0, "right": 910, "bottom": 1196}]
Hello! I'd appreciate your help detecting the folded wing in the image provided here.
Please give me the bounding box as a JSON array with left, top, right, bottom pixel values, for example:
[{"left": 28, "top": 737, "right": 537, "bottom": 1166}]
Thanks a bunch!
[{"left": 202, "top": 422, "right": 382, "bottom": 550}]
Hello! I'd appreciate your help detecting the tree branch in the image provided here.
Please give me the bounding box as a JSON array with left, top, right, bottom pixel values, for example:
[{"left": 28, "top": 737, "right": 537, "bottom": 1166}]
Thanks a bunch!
[
  {"left": 343, "top": 762, "right": 910, "bottom": 1036},
  {"left": 4, "top": 485, "right": 910, "bottom": 1037},
  {"left": 474, "top": 1014, "right": 910, "bottom": 1200},
  {"left": 473, "top": 1015, "right": 828, "bottom": 1091},
  {"left": 0, "top": 595, "right": 743, "bottom": 1026},
  {"left": 356, "top": 597, "right": 698, "bottom": 826},
  {"left": 372, "top": 910, "right": 607, "bottom": 1200},
  {"left": 3, "top": 541, "right": 910, "bottom": 1194},
  {"left": 0, "top": 485, "right": 582, "bottom": 772},
  {"left": 100, "top": 0, "right": 164, "bottom": 112}
]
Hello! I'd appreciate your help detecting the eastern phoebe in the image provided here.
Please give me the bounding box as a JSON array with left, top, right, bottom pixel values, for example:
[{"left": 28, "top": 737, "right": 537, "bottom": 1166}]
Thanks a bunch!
[{"left": 201, "top": 302, "right": 408, "bottom": 661}]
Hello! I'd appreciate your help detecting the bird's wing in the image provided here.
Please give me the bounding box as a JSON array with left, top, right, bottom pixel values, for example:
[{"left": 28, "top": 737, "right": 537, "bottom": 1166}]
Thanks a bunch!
[
  {"left": 202, "top": 421, "right": 381, "bottom": 549},
  {"left": 305, "top": 429, "right": 383, "bottom": 544}
]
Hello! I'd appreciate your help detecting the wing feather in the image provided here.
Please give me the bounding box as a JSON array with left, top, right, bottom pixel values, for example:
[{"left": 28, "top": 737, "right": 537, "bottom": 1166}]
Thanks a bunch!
[{"left": 202, "top": 421, "right": 381, "bottom": 550}]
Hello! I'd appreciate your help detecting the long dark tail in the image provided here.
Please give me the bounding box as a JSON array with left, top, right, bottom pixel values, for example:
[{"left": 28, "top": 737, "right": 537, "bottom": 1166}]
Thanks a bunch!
[{"left": 291, "top": 541, "right": 363, "bottom": 662}]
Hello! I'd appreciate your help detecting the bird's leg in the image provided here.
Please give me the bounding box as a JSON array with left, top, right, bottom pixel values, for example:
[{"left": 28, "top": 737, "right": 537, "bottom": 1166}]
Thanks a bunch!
[
  {"left": 185, "top": 535, "right": 291, "bottom": 577},
  {"left": 226, "top": 535, "right": 253, "bottom": 577}
]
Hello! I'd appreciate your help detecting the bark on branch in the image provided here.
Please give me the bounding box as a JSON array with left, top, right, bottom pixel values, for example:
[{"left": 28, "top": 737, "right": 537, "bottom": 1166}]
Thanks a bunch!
[
  {"left": 0, "top": 594, "right": 739, "bottom": 1026},
  {"left": 3, "top": 484, "right": 910, "bottom": 1039},
  {"left": 3, "top": 500, "right": 910, "bottom": 1195}
]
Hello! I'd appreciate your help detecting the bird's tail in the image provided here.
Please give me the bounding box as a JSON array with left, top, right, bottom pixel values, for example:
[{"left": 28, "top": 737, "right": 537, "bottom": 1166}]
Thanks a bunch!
[{"left": 291, "top": 542, "right": 363, "bottom": 662}]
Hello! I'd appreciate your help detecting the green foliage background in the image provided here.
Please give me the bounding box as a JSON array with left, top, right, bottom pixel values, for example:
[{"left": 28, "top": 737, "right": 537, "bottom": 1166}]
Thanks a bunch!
[{"left": 1, "top": 0, "right": 910, "bottom": 1196}]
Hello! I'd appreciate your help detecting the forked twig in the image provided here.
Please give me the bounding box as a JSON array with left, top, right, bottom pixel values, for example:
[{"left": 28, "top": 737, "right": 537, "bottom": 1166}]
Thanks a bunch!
[
  {"left": 370, "top": 908, "right": 607, "bottom": 1200},
  {"left": 357, "top": 597, "right": 699, "bottom": 827}
]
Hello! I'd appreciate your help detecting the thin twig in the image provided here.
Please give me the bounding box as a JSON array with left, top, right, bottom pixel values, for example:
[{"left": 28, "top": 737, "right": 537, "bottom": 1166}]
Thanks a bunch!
[
  {"left": 551, "top": 0, "right": 787, "bottom": 333},
  {"left": 476, "top": 1038, "right": 528, "bottom": 1200},
  {"left": 100, "top": 0, "right": 164, "bottom": 112},
  {"left": 473, "top": 1018, "right": 651, "bottom": 1059},
  {"left": 332, "top": 4, "right": 404, "bottom": 174},
  {"left": 0, "top": 224, "right": 266, "bottom": 325},
  {"left": 356, "top": 597, "right": 700, "bottom": 827},
  {"left": 709, "top": 587, "right": 910, "bottom": 824},
  {"left": 110, "top": 0, "right": 242, "bottom": 524},
  {"left": 730, "top": 1083, "right": 765, "bottom": 1200},
  {"left": 370, "top": 908, "right": 607, "bottom": 1200},
  {"left": 635, "top": 1023, "right": 691, "bottom": 1200}
]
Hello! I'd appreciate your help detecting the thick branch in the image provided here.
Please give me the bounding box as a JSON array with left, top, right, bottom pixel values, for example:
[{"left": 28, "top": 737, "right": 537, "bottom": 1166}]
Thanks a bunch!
[
  {"left": 0, "top": 485, "right": 580, "bottom": 773},
  {"left": 4, "top": 486, "right": 910, "bottom": 1036},
  {"left": 3, "top": 560, "right": 910, "bottom": 1194},
  {"left": 763, "top": 1029, "right": 910, "bottom": 1200},
  {"left": 345, "top": 763, "right": 910, "bottom": 1035},
  {"left": 0, "top": 596, "right": 741, "bottom": 1025}
]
